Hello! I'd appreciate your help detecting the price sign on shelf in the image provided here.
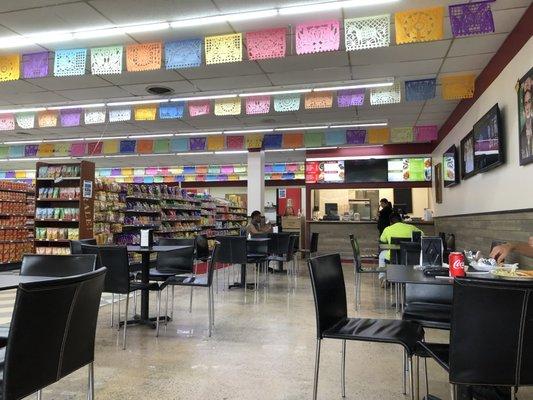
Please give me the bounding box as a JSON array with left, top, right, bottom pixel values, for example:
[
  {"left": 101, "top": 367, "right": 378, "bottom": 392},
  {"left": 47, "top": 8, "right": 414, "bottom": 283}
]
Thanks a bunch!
[{"left": 83, "top": 180, "right": 93, "bottom": 198}]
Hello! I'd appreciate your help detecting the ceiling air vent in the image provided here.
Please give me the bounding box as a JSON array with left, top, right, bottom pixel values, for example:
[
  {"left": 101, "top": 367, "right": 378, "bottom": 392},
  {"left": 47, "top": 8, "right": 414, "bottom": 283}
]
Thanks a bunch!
[{"left": 146, "top": 86, "right": 174, "bottom": 95}]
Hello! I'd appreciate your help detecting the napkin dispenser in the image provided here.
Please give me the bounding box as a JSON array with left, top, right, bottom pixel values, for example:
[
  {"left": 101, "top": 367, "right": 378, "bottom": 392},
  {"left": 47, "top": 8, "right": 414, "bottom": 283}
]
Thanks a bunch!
[{"left": 140, "top": 229, "right": 154, "bottom": 248}]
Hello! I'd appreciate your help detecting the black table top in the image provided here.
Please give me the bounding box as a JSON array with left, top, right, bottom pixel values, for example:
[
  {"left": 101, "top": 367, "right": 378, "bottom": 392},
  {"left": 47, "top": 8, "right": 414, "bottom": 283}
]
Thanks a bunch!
[
  {"left": 386, "top": 264, "right": 454, "bottom": 285},
  {"left": 127, "top": 245, "right": 192, "bottom": 253},
  {"left": 247, "top": 238, "right": 271, "bottom": 242},
  {"left": 0, "top": 275, "right": 57, "bottom": 291}
]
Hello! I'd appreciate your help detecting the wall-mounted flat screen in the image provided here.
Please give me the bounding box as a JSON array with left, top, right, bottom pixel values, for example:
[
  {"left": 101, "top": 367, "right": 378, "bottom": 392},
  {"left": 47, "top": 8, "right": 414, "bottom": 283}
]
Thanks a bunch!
[
  {"left": 460, "top": 130, "right": 476, "bottom": 179},
  {"left": 345, "top": 159, "right": 388, "bottom": 183},
  {"left": 473, "top": 103, "right": 505, "bottom": 173},
  {"left": 305, "top": 161, "right": 345, "bottom": 183},
  {"left": 387, "top": 158, "right": 432, "bottom": 182},
  {"left": 443, "top": 145, "right": 460, "bottom": 187}
]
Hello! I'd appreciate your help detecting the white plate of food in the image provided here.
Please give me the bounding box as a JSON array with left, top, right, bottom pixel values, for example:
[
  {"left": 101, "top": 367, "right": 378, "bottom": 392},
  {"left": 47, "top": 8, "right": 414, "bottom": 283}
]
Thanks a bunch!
[
  {"left": 490, "top": 268, "right": 533, "bottom": 281},
  {"left": 469, "top": 258, "right": 518, "bottom": 272}
]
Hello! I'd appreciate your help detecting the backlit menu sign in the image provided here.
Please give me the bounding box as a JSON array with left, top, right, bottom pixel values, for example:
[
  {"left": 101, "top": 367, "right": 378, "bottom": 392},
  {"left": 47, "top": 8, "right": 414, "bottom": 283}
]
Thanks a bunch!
[
  {"left": 387, "top": 158, "right": 432, "bottom": 182},
  {"left": 305, "top": 161, "right": 345, "bottom": 183}
]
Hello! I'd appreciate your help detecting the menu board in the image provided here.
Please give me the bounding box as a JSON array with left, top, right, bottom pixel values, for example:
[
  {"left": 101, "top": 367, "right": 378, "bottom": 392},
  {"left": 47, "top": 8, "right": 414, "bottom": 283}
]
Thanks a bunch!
[
  {"left": 387, "top": 158, "right": 432, "bottom": 182},
  {"left": 305, "top": 161, "right": 345, "bottom": 183}
]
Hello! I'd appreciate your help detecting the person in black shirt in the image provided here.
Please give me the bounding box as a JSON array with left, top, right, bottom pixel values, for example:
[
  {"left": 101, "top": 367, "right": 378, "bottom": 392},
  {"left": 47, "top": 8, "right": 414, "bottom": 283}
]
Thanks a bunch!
[{"left": 377, "top": 198, "right": 392, "bottom": 235}]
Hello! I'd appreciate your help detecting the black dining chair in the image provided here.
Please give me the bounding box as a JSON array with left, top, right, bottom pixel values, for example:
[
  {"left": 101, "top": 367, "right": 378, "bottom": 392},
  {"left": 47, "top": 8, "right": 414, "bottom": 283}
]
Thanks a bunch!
[
  {"left": 69, "top": 238, "right": 97, "bottom": 254},
  {"left": 161, "top": 243, "right": 219, "bottom": 337},
  {"left": 20, "top": 254, "right": 97, "bottom": 276},
  {"left": 418, "top": 277, "right": 533, "bottom": 400},
  {"left": 268, "top": 234, "right": 297, "bottom": 281},
  {"left": 350, "top": 234, "right": 382, "bottom": 311},
  {"left": 308, "top": 253, "right": 424, "bottom": 400},
  {"left": 83, "top": 245, "right": 164, "bottom": 346},
  {"left": 150, "top": 238, "right": 195, "bottom": 318},
  {"left": 400, "top": 241, "right": 421, "bottom": 267},
  {"left": 216, "top": 236, "right": 249, "bottom": 289},
  {"left": 390, "top": 237, "right": 410, "bottom": 264},
  {"left": 0, "top": 268, "right": 106, "bottom": 400}
]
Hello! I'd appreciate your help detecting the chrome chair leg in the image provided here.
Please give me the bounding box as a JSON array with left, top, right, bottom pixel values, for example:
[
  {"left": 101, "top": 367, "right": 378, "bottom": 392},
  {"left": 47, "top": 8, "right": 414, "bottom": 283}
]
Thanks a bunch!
[
  {"left": 117, "top": 295, "right": 121, "bottom": 331},
  {"left": 133, "top": 290, "right": 137, "bottom": 316},
  {"left": 111, "top": 293, "right": 115, "bottom": 327},
  {"left": 122, "top": 293, "right": 129, "bottom": 350},
  {"left": 424, "top": 357, "right": 429, "bottom": 398},
  {"left": 408, "top": 356, "right": 415, "bottom": 400},
  {"left": 208, "top": 285, "right": 212, "bottom": 337},
  {"left": 189, "top": 285, "right": 194, "bottom": 313},
  {"left": 170, "top": 285, "right": 175, "bottom": 320},
  {"left": 211, "top": 285, "right": 215, "bottom": 327},
  {"left": 403, "top": 351, "right": 407, "bottom": 395},
  {"left": 313, "top": 339, "right": 322, "bottom": 400},
  {"left": 341, "top": 339, "right": 346, "bottom": 398},
  {"left": 156, "top": 290, "right": 161, "bottom": 337},
  {"left": 450, "top": 384, "right": 457, "bottom": 400},
  {"left": 164, "top": 287, "right": 169, "bottom": 326},
  {"left": 87, "top": 362, "right": 94, "bottom": 400},
  {"left": 415, "top": 356, "right": 420, "bottom": 400},
  {"left": 36, "top": 390, "right": 42, "bottom": 400}
]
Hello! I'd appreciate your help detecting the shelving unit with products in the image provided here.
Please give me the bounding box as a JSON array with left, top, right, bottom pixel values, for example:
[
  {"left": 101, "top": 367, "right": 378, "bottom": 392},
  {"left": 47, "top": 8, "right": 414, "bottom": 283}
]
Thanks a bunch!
[
  {"left": 212, "top": 203, "right": 248, "bottom": 238},
  {"left": 0, "top": 181, "right": 34, "bottom": 267},
  {"left": 34, "top": 161, "right": 95, "bottom": 255},
  {"left": 94, "top": 179, "right": 125, "bottom": 245}
]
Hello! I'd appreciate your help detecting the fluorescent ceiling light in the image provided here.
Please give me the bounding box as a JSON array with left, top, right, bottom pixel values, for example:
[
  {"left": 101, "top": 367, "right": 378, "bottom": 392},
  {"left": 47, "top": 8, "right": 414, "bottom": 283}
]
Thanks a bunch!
[
  {"left": 140, "top": 153, "right": 174, "bottom": 157},
  {"left": 40, "top": 157, "right": 72, "bottom": 161},
  {"left": 214, "top": 150, "right": 248, "bottom": 154},
  {"left": 4, "top": 140, "right": 43, "bottom": 145},
  {"left": 239, "top": 89, "right": 311, "bottom": 97},
  {"left": 305, "top": 146, "right": 339, "bottom": 151},
  {"left": 224, "top": 128, "right": 274, "bottom": 134},
  {"left": 177, "top": 131, "right": 221, "bottom": 137},
  {"left": 226, "top": 9, "right": 278, "bottom": 21},
  {"left": 265, "top": 149, "right": 294, "bottom": 152},
  {"left": 176, "top": 152, "right": 214, "bottom": 156},
  {"left": 72, "top": 28, "right": 122, "bottom": 40},
  {"left": 171, "top": 94, "right": 237, "bottom": 102},
  {"left": 47, "top": 103, "right": 105, "bottom": 110},
  {"left": 46, "top": 137, "right": 85, "bottom": 143},
  {"left": 275, "top": 126, "right": 328, "bottom": 131},
  {"left": 9, "top": 158, "right": 39, "bottom": 162},
  {"left": 98, "top": 136, "right": 129, "bottom": 140},
  {"left": 314, "top": 82, "right": 394, "bottom": 92},
  {"left": 129, "top": 133, "right": 174, "bottom": 139},
  {"left": 29, "top": 31, "right": 73, "bottom": 44},
  {"left": 105, "top": 154, "right": 138, "bottom": 158},
  {"left": 0, "top": 107, "right": 46, "bottom": 114},
  {"left": 330, "top": 122, "right": 388, "bottom": 128},
  {"left": 107, "top": 99, "right": 169, "bottom": 107},
  {"left": 121, "top": 22, "right": 170, "bottom": 34},
  {"left": 171, "top": 15, "right": 226, "bottom": 28},
  {"left": 279, "top": 0, "right": 399, "bottom": 15}
]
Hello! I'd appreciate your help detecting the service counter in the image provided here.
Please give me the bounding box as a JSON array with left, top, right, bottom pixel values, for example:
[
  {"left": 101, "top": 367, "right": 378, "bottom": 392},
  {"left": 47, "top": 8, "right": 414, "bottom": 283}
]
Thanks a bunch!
[{"left": 307, "top": 220, "right": 435, "bottom": 260}]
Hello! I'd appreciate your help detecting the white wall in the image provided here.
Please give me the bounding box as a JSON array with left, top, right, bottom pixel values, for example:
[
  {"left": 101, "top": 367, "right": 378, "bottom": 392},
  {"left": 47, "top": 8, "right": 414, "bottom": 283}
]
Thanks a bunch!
[{"left": 432, "top": 37, "right": 533, "bottom": 217}]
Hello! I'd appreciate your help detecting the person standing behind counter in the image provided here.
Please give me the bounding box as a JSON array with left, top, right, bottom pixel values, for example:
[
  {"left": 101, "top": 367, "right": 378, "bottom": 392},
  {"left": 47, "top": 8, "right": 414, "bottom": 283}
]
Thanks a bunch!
[
  {"left": 245, "top": 210, "right": 273, "bottom": 235},
  {"left": 377, "top": 198, "right": 393, "bottom": 235}
]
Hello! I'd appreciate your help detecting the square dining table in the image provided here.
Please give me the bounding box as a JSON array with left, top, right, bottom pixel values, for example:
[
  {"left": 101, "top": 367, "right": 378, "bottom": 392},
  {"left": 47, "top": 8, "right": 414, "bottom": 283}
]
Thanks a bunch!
[{"left": 127, "top": 245, "right": 193, "bottom": 328}]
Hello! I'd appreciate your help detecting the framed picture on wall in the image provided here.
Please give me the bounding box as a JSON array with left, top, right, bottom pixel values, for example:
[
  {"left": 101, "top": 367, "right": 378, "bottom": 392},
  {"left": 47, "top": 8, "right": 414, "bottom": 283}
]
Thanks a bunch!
[
  {"left": 460, "top": 130, "right": 476, "bottom": 180},
  {"left": 443, "top": 145, "right": 460, "bottom": 187},
  {"left": 518, "top": 66, "right": 533, "bottom": 166},
  {"left": 434, "top": 163, "right": 443, "bottom": 204}
]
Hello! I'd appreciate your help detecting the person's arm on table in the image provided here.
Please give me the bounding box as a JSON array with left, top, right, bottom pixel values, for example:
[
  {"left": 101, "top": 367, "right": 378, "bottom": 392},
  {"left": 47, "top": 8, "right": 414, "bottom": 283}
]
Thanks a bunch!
[{"left": 490, "top": 237, "right": 533, "bottom": 262}]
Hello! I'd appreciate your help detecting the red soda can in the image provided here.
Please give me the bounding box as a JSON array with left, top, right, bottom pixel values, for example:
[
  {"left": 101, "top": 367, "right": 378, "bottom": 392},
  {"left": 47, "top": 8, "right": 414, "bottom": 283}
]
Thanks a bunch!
[{"left": 449, "top": 252, "right": 465, "bottom": 277}]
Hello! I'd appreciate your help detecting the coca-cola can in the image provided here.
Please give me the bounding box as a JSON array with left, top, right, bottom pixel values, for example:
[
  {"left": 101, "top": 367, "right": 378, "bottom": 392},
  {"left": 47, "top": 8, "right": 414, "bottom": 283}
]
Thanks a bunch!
[{"left": 449, "top": 252, "right": 465, "bottom": 277}]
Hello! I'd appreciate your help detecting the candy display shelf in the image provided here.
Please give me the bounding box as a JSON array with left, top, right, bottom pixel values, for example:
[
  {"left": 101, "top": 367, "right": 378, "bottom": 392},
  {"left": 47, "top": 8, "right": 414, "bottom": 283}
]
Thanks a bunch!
[
  {"left": 0, "top": 181, "right": 34, "bottom": 267},
  {"left": 34, "top": 161, "right": 95, "bottom": 255},
  {"left": 94, "top": 179, "right": 125, "bottom": 245}
]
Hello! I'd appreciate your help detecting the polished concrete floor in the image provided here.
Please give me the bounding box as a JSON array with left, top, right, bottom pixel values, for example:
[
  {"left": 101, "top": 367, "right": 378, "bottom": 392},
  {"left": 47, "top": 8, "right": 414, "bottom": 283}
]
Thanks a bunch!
[{"left": 29, "top": 263, "right": 531, "bottom": 399}]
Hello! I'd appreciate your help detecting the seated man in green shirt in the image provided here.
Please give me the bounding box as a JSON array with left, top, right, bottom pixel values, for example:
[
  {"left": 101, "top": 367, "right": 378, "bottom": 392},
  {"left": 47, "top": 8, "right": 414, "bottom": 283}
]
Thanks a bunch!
[{"left": 378, "top": 213, "right": 423, "bottom": 283}]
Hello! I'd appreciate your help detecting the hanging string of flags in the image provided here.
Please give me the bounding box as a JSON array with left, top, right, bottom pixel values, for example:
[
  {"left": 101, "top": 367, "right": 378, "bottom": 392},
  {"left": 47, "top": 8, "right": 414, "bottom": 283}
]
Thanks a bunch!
[
  {"left": 0, "top": 2, "right": 495, "bottom": 82},
  {"left": 0, "top": 125, "right": 438, "bottom": 160},
  {"left": 0, "top": 73, "right": 476, "bottom": 131}
]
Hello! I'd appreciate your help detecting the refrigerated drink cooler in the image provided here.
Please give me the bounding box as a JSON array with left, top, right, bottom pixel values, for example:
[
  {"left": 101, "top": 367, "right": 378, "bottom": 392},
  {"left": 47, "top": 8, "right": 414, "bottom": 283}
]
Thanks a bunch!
[{"left": 349, "top": 199, "right": 372, "bottom": 221}]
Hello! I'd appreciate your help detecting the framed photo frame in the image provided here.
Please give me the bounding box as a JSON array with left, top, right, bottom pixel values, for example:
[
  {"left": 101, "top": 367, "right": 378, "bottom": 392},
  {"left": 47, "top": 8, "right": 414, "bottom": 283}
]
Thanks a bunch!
[
  {"left": 473, "top": 104, "right": 505, "bottom": 173},
  {"left": 518, "top": 66, "right": 533, "bottom": 166},
  {"left": 434, "top": 162, "right": 443, "bottom": 204},
  {"left": 460, "top": 130, "right": 476, "bottom": 180}
]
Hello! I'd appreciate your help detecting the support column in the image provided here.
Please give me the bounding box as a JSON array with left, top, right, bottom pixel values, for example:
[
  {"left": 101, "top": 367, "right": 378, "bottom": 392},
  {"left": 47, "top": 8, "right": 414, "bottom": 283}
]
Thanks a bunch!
[{"left": 247, "top": 150, "right": 265, "bottom": 214}]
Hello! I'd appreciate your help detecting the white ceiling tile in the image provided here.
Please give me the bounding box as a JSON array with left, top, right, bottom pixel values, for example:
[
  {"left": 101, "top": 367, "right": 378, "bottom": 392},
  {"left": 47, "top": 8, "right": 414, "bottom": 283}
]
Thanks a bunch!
[
  {"left": 55, "top": 86, "right": 132, "bottom": 101},
  {"left": 269, "top": 67, "right": 351, "bottom": 85},
  {"left": 5, "top": 91, "right": 69, "bottom": 104},
  {"left": 448, "top": 34, "right": 507, "bottom": 58},
  {"left": 101, "top": 70, "right": 184, "bottom": 86},
  {"left": 258, "top": 52, "right": 350, "bottom": 73},
  {"left": 0, "top": 0, "right": 79, "bottom": 13},
  {"left": 352, "top": 59, "right": 441, "bottom": 79},
  {"left": 178, "top": 62, "right": 264, "bottom": 80},
  {"left": 492, "top": 7, "right": 529, "bottom": 34},
  {"left": 30, "top": 75, "right": 113, "bottom": 91},
  {"left": 192, "top": 74, "right": 272, "bottom": 91},
  {"left": 88, "top": 0, "right": 217, "bottom": 25},
  {"left": 349, "top": 41, "right": 451, "bottom": 65},
  {"left": 0, "top": 3, "right": 112, "bottom": 34},
  {"left": 0, "top": 80, "right": 46, "bottom": 94},
  {"left": 441, "top": 54, "right": 491, "bottom": 73}
]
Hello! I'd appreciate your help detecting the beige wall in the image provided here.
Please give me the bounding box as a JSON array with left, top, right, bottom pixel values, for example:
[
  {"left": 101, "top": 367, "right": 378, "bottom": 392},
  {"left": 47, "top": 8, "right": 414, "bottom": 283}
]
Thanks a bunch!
[{"left": 313, "top": 188, "right": 430, "bottom": 218}]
